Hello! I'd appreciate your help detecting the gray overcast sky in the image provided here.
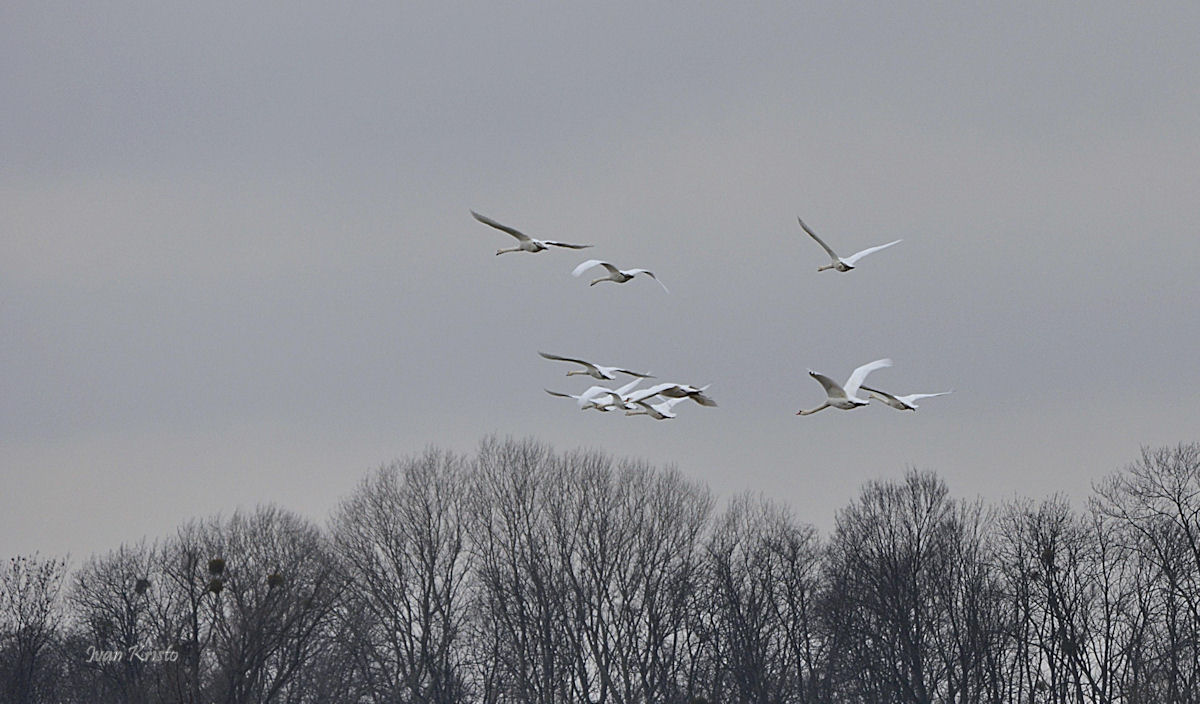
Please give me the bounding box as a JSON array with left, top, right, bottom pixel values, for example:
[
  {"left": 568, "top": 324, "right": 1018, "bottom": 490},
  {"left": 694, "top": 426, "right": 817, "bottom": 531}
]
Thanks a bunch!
[{"left": 3, "top": 3, "right": 1199, "bottom": 560}]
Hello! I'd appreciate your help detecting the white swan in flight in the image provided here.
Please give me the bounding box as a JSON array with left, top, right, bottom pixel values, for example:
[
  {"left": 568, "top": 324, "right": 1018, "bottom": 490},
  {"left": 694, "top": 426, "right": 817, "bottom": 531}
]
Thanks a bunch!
[
  {"left": 796, "top": 358, "right": 893, "bottom": 415},
  {"left": 627, "top": 383, "right": 717, "bottom": 408},
  {"left": 538, "top": 351, "right": 654, "bottom": 380},
  {"left": 572, "top": 259, "right": 670, "bottom": 293},
  {"left": 545, "top": 388, "right": 618, "bottom": 411},
  {"left": 797, "top": 217, "right": 901, "bottom": 272},
  {"left": 472, "top": 211, "right": 593, "bottom": 255},
  {"left": 626, "top": 396, "right": 688, "bottom": 420},
  {"left": 546, "top": 378, "right": 642, "bottom": 411},
  {"left": 859, "top": 385, "right": 952, "bottom": 411}
]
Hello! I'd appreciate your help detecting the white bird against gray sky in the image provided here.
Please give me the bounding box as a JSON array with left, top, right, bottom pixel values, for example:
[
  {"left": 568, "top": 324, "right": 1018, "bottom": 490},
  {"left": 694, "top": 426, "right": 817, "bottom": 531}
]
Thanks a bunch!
[
  {"left": 628, "top": 383, "right": 718, "bottom": 408},
  {"left": 572, "top": 259, "right": 670, "bottom": 293},
  {"left": 626, "top": 396, "right": 688, "bottom": 420},
  {"left": 471, "top": 210, "right": 593, "bottom": 255},
  {"left": 859, "top": 385, "right": 953, "bottom": 411},
  {"left": 797, "top": 359, "right": 894, "bottom": 415},
  {"left": 797, "top": 217, "right": 902, "bottom": 272},
  {"left": 544, "top": 388, "right": 616, "bottom": 411},
  {"left": 538, "top": 351, "right": 655, "bottom": 380},
  {"left": 546, "top": 378, "right": 643, "bottom": 411}
]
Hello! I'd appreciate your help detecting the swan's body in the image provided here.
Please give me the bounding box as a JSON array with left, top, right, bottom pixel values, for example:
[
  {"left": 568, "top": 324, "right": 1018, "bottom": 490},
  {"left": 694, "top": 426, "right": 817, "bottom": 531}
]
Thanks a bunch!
[
  {"left": 859, "top": 385, "right": 952, "bottom": 411},
  {"left": 627, "top": 383, "right": 717, "bottom": 408},
  {"left": 626, "top": 396, "right": 687, "bottom": 420},
  {"left": 538, "top": 351, "right": 654, "bottom": 380},
  {"left": 472, "top": 211, "right": 593, "bottom": 255},
  {"left": 545, "top": 388, "right": 620, "bottom": 411},
  {"left": 797, "top": 217, "right": 901, "bottom": 272},
  {"left": 546, "top": 379, "right": 642, "bottom": 411},
  {"left": 796, "top": 358, "right": 893, "bottom": 415},
  {"left": 572, "top": 259, "right": 669, "bottom": 293}
]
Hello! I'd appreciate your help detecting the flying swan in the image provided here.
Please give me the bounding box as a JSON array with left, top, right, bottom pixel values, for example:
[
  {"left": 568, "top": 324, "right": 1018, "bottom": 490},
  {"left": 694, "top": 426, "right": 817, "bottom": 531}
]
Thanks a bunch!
[
  {"left": 796, "top": 358, "right": 893, "bottom": 415},
  {"left": 858, "top": 385, "right": 952, "bottom": 411},
  {"left": 472, "top": 211, "right": 593, "bottom": 255},
  {"left": 797, "top": 217, "right": 901, "bottom": 272},
  {"left": 545, "top": 378, "right": 643, "bottom": 412},
  {"left": 572, "top": 259, "right": 670, "bottom": 293},
  {"left": 626, "top": 396, "right": 688, "bottom": 420}
]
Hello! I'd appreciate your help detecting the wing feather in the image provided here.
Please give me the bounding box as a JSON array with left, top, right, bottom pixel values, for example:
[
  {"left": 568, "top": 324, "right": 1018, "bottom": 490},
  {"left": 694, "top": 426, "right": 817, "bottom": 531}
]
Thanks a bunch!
[
  {"left": 538, "top": 351, "right": 597, "bottom": 372},
  {"left": 626, "top": 269, "right": 670, "bottom": 293},
  {"left": 808, "top": 371, "right": 847, "bottom": 399},
  {"left": 797, "top": 217, "right": 841, "bottom": 261},
  {"left": 471, "top": 210, "right": 531, "bottom": 242},
  {"left": 572, "top": 259, "right": 611, "bottom": 277},
  {"left": 612, "top": 367, "right": 655, "bottom": 379},
  {"left": 841, "top": 239, "right": 902, "bottom": 266},
  {"left": 844, "top": 358, "right": 893, "bottom": 397},
  {"left": 898, "top": 390, "right": 953, "bottom": 404},
  {"left": 542, "top": 240, "right": 593, "bottom": 249}
]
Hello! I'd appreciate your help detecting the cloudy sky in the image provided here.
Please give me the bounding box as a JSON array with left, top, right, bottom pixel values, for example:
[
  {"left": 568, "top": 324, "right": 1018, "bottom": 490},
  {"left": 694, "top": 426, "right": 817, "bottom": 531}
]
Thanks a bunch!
[{"left": 4, "top": 3, "right": 1199, "bottom": 560}]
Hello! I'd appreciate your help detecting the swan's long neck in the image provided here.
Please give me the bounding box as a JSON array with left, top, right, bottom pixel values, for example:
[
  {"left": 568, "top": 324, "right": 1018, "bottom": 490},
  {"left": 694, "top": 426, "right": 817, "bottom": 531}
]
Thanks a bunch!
[{"left": 496, "top": 247, "right": 520, "bottom": 255}]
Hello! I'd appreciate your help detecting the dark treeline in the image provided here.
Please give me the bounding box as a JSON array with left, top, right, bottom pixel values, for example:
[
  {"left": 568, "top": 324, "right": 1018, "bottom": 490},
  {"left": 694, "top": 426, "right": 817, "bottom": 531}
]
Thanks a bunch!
[{"left": 3, "top": 437, "right": 1200, "bottom": 704}]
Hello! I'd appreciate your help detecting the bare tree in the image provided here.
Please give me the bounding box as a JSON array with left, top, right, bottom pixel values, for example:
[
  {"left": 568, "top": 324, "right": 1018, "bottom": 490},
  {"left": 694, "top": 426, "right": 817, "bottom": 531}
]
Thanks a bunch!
[
  {"left": 60, "top": 509, "right": 342, "bottom": 704},
  {"left": 468, "top": 436, "right": 574, "bottom": 704},
  {"left": 995, "top": 496, "right": 1147, "bottom": 704},
  {"left": 0, "top": 553, "right": 69, "bottom": 703},
  {"left": 204, "top": 505, "right": 343, "bottom": 704},
  {"left": 542, "top": 451, "right": 711, "bottom": 703},
  {"left": 467, "top": 437, "right": 713, "bottom": 703},
  {"left": 65, "top": 541, "right": 164, "bottom": 703},
  {"left": 823, "top": 469, "right": 1003, "bottom": 704},
  {"left": 156, "top": 516, "right": 228, "bottom": 703},
  {"left": 698, "top": 494, "right": 826, "bottom": 703},
  {"left": 1094, "top": 443, "right": 1200, "bottom": 703},
  {"left": 331, "top": 447, "right": 474, "bottom": 703}
]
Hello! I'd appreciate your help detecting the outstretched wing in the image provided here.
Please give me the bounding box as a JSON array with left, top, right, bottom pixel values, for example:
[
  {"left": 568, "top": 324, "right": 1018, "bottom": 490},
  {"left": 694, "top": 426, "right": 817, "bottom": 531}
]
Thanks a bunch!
[
  {"left": 808, "top": 371, "right": 847, "bottom": 399},
  {"left": 662, "top": 383, "right": 716, "bottom": 406},
  {"left": 797, "top": 217, "right": 840, "bottom": 262},
  {"left": 626, "top": 382, "right": 675, "bottom": 404},
  {"left": 898, "top": 390, "right": 953, "bottom": 404},
  {"left": 572, "top": 259, "right": 618, "bottom": 277},
  {"left": 844, "top": 358, "right": 893, "bottom": 397},
  {"left": 538, "top": 351, "right": 598, "bottom": 373},
  {"left": 857, "top": 384, "right": 898, "bottom": 401},
  {"left": 842, "top": 239, "right": 902, "bottom": 266},
  {"left": 471, "top": 210, "right": 531, "bottom": 242},
  {"left": 613, "top": 378, "right": 644, "bottom": 398},
  {"left": 611, "top": 366, "right": 655, "bottom": 379},
  {"left": 626, "top": 269, "right": 670, "bottom": 294},
  {"left": 662, "top": 396, "right": 688, "bottom": 412},
  {"left": 542, "top": 240, "right": 593, "bottom": 249}
]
